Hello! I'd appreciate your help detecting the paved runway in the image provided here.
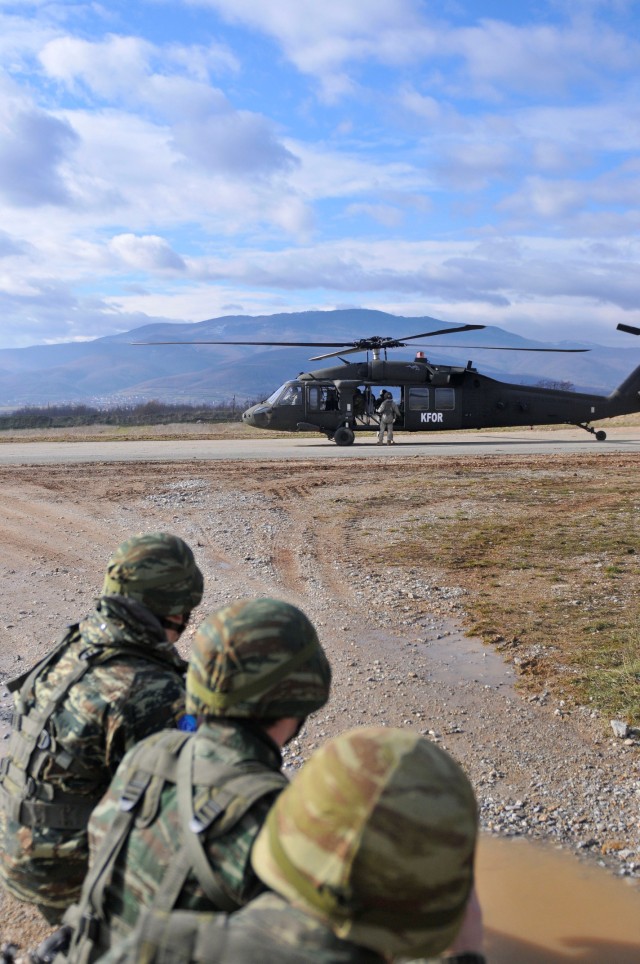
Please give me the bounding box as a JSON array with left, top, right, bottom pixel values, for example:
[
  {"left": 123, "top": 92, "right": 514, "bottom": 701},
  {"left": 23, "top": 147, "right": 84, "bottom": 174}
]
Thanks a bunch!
[{"left": 0, "top": 428, "right": 639, "bottom": 464}]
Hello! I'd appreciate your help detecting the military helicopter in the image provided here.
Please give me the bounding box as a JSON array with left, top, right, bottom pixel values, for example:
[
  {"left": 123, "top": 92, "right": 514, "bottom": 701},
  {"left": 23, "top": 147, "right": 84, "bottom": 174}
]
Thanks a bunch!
[{"left": 140, "top": 323, "right": 640, "bottom": 446}]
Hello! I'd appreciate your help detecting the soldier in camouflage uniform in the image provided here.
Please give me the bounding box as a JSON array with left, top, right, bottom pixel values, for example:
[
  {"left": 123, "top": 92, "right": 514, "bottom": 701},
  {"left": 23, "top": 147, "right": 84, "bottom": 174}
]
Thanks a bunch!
[
  {"left": 58, "top": 597, "right": 332, "bottom": 962},
  {"left": 95, "top": 726, "right": 483, "bottom": 964},
  {"left": 0, "top": 532, "right": 204, "bottom": 925}
]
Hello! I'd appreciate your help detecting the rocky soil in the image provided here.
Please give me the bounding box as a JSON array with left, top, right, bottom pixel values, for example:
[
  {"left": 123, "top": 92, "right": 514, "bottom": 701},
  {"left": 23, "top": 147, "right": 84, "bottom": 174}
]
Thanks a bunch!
[{"left": 0, "top": 455, "right": 638, "bottom": 948}]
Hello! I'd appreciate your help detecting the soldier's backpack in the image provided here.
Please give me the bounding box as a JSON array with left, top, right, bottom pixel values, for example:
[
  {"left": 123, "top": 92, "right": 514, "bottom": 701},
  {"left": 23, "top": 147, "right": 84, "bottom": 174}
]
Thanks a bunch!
[
  {"left": 0, "top": 627, "right": 179, "bottom": 832},
  {"left": 60, "top": 728, "right": 287, "bottom": 964}
]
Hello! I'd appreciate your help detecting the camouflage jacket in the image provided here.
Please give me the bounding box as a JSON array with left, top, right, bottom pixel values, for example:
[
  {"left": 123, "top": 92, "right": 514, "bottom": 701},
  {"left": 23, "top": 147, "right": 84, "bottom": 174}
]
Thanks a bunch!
[
  {"left": 95, "top": 892, "right": 383, "bottom": 964},
  {"left": 0, "top": 595, "right": 187, "bottom": 912},
  {"left": 93, "top": 894, "right": 474, "bottom": 964},
  {"left": 64, "top": 718, "right": 287, "bottom": 958},
  {"left": 377, "top": 398, "right": 400, "bottom": 423}
]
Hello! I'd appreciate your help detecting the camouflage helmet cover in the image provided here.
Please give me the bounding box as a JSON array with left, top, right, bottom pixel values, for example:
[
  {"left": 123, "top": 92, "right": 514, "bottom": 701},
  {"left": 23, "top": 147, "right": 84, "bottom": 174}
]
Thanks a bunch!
[
  {"left": 251, "top": 726, "right": 478, "bottom": 959},
  {"left": 186, "top": 597, "right": 331, "bottom": 720},
  {"left": 101, "top": 532, "right": 204, "bottom": 617}
]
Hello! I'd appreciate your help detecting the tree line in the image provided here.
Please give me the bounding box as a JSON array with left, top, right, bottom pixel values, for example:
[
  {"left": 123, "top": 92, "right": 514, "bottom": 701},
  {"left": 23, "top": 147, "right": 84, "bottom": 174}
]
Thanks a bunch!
[{"left": 0, "top": 400, "right": 256, "bottom": 430}]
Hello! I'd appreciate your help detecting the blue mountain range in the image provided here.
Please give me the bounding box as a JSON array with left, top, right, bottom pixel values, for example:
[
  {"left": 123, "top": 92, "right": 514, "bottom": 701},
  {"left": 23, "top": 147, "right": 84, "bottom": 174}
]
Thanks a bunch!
[{"left": 0, "top": 309, "right": 632, "bottom": 408}]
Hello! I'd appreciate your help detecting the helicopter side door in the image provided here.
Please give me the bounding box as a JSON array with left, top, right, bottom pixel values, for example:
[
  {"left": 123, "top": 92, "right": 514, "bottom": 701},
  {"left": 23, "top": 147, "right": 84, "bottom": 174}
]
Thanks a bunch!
[
  {"left": 305, "top": 384, "right": 342, "bottom": 429},
  {"left": 405, "top": 386, "right": 462, "bottom": 431}
]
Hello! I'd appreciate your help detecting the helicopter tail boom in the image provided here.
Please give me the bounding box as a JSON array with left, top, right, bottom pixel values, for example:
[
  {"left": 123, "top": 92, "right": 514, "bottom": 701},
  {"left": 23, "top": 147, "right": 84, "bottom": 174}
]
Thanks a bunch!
[{"left": 607, "top": 363, "right": 640, "bottom": 403}]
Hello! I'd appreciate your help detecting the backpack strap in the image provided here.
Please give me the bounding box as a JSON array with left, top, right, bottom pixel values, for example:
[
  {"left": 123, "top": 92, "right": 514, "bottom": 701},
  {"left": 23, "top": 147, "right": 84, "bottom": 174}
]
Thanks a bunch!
[
  {"left": 63, "top": 731, "right": 191, "bottom": 963},
  {"left": 8, "top": 624, "right": 80, "bottom": 707},
  {"left": 148, "top": 736, "right": 287, "bottom": 916}
]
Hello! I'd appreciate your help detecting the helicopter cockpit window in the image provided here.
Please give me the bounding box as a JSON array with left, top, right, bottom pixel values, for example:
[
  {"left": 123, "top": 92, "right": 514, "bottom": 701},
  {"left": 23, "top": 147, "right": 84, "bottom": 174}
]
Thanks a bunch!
[
  {"left": 268, "top": 383, "right": 303, "bottom": 406},
  {"left": 408, "top": 388, "right": 430, "bottom": 411},
  {"left": 281, "top": 385, "right": 302, "bottom": 405},
  {"left": 435, "top": 388, "right": 455, "bottom": 410},
  {"left": 266, "top": 384, "right": 286, "bottom": 405},
  {"left": 307, "top": 385, "right": 339, "bottom": 412}
]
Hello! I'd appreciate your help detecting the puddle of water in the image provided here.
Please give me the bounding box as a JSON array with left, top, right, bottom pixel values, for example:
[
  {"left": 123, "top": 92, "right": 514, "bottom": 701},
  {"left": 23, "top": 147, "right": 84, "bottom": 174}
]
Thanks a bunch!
[
  {"left": 421, "top": 627, "right": 516, "bottom": 688},
  {"left": 360, "top": 621, "right": 515, "bottom": 689},
  {"left": 477, "top": 834, "right": 640, "bottom": 962}
]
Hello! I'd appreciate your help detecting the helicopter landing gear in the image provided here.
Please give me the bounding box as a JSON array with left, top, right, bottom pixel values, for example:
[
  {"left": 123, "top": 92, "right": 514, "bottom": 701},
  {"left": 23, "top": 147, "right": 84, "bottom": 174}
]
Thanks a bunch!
[
  {"left": 333, "top": 426, "right": 355, "bottom": 446},
  {"left": 576, "top": 423, "right": 607, "bottom": 441}
]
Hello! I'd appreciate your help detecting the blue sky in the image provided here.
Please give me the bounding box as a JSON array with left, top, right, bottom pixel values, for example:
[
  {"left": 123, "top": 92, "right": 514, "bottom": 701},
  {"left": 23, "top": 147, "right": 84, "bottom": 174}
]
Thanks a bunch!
[{"left": 1, "top": 0, "right": 639, "bottom": 349}]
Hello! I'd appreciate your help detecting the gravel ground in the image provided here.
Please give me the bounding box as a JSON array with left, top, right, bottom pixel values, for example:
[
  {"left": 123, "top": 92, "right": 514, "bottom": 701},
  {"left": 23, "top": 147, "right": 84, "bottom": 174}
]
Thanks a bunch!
[{"left": 0, "top": 456, "right": 638, "bottom": 948}]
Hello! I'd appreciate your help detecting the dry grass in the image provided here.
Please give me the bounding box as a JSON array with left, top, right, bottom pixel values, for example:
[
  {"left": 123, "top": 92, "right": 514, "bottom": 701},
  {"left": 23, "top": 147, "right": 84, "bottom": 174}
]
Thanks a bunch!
[
  {"left": 0, "top": 421, "right": 274, "bottom": 442},
  {"left": 1, "top": 410, "right": 639, "bottom": 443},
  {"left": 358, "top": 455, "right": 640, "bottom": 724}
]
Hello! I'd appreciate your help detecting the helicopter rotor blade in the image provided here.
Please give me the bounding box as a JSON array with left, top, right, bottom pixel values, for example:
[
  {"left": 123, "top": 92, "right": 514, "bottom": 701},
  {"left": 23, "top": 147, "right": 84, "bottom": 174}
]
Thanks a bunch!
[
  {"left": 617, "top": 323, "right": 640, "bottom": 336},
  {"left": 393, "top": 324, "right": 486, "bottom": 343},
  {"left": 133, "top": 327, "right": 588, "bottom": 354},
  {"left": 133, "top": 325, "right": 486, "bottom": 349},
  {"left": 410, "top": 344, "right": 590, "bottom": 353},
  {"left": 132, "top": 339, "right": 353, "bottom": 347},
  {"left": 309, "top": 346, "right": 366, "bottom": 361}
]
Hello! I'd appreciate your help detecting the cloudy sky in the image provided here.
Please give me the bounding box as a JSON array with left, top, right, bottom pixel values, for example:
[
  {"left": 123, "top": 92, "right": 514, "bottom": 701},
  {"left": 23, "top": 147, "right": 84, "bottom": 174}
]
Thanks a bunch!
[{"left": 1, "top": 0, "right": 639, "bottom": 350}]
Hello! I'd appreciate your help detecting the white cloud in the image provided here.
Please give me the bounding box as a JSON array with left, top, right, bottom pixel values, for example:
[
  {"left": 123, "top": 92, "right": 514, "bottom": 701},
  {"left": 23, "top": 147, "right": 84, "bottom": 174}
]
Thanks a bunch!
[
  {"left": 40, "top": 33, "right": 239, "bottom": 103},
  {"left": 0, "top": 5, "right": 61, "bottom": 67},
  {"left": 268, "top": 196, "right": 316, "bottom": 238},
  {"left": 0, "top": 229, "right": 26, "bottom": 257},
  {"left": 184, "top": 1, "right": 640, "bottom": 103},
  {"left": 447, "top": 19, "right": 636, "bottom": 99},
  {"left": 499, "top": 161, "right": 640, "bottom": 227},
  {"left": 164, "top": 39, "right": 240, "bottom": 79},
  {"left": 516, "top": 101, "right": 640, "bottom": 154},
  {"left": 109, "top": 234, "right": 187, "bottom": 272},
  {"left": 158, "top": 234, "right": 640, "bottom": 322},
  {"left": 432, "top": 137, "right": 516, "bottom": 191},
  {"left": 40, "top": 34, "right": 152, "bottom": 99},
  {"left": 0, "top": 104, "right": 78, "bottom": 206},
  {"left": 397, "top": 88, "right": 443, "bottom": 124},
  {"left": 0, "top": 278, "right": 142, "bottom": 348},
  {"left": 39, "top": 34, "right": 297, "bottom": 179},
  {"left": 345, "top": 203, "right": 406, "bottom": 228},
  {"left": 396, "top": 93, "right": 640, "bottom": 203},
  {"left": 170, "top": 100, "right": 297, "bottom": 176},
  {"left": 51, "top": 106, "right": 303, "bottom": 232},
  {"left": 187, "top": 0, "right": 427, "bottom": 60},
  {"left": 185, "top": 0, "right": 435, "bottom": 96}
]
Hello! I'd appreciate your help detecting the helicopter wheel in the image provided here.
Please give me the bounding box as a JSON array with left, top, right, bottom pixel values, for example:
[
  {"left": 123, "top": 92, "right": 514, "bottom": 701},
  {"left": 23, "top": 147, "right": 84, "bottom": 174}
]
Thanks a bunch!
[
  {"left": 333, "top": 426, "right": 355, "bottom": 446},
  {"left": 595, "top": 430, "right": 607, "bottom": 441}
]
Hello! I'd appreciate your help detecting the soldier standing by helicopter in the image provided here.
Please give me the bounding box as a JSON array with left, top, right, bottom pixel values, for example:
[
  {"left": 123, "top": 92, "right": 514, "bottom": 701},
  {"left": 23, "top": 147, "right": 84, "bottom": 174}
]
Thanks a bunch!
[{"left": 376, "top": 391, "right": 401, "bottom": 445}]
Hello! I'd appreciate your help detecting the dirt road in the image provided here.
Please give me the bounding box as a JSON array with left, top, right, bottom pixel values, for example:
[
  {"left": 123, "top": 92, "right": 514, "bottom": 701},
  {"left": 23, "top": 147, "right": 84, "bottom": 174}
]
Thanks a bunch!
[{"left": 0, "top": 453, "right": 638, "bottom": 947}]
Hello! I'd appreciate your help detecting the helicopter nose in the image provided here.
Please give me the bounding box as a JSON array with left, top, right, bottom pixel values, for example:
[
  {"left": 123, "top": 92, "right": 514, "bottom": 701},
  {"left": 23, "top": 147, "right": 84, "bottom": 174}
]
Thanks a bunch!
[{"left": 242, "top": 405, "right": 271, "bottom": 428}]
